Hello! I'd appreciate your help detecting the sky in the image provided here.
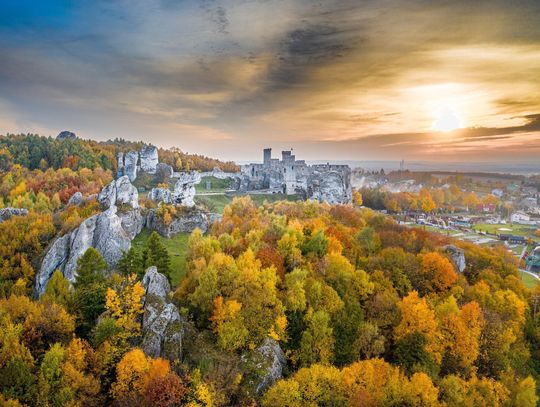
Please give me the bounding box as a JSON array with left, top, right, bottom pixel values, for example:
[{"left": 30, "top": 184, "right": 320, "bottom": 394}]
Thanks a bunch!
[{"left": 0, "top": 0, "right": 539, "bottom": 163}]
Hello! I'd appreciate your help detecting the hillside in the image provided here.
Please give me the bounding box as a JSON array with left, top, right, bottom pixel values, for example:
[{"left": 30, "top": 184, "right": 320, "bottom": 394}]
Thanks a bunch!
[{"left": 0, "top": 137, "right": 538, "bottom": 406}]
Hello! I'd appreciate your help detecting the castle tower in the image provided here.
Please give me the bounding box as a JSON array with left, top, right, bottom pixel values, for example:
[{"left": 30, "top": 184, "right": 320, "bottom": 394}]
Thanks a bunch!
[{"left": 263, "top": 148, "right": 272, "bottom": 166}]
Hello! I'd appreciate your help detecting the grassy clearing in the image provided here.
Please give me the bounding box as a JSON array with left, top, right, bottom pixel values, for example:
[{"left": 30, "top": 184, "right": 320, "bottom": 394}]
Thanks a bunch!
[
  {"left": 520, "top": 270, "right": 539, "bottom": 289},
  {"left": 473, "top": 223, "right": 537, "bottom": 239},
  {"left": 132, "top": 228, "right": 190, "bottom": 287},
  {"left": 195, "top": 176, "right": 233, "bottom": 193}
]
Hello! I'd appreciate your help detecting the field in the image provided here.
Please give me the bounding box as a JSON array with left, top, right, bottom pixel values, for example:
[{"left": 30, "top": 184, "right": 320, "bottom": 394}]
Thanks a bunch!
[
  {"left": 473, "top": 223, "right": 537, "bottom": 239},
  {"left": 195, "top": 176, "right": 233, "bottom": 193},
  {"left": 132, "top": 228, "right": 190, "bottom": 287},
  {"left": 520, "top": 270, "right": 539, "bottom": 289}
]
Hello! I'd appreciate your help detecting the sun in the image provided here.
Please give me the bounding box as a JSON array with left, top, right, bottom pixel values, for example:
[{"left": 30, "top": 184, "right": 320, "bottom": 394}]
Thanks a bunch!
[{"left": 432, "top": 107, "right": 462, "bottom": 132}]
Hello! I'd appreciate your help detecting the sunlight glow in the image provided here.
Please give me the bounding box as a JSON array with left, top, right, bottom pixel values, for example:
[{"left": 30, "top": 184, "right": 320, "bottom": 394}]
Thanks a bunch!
[{"left": 432, "top": 107, "right": 462, "bottom": 132}]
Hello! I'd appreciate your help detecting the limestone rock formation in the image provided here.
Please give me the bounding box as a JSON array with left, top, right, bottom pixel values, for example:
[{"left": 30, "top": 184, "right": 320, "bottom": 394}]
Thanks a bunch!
[
  {"left": 444, "top": 245, "right": 466, "bottom": 273},
  {"left": 308, "top": 170, "right": 352, "bottom": 205},
  {"left": 67, "top": 192, "right": 83, "bottom": 206},
  {"left": 0, "top": 207, "right": 29, "bottom": 223},
  {"left": 140, "top": 145, "right": 159, "bottom": 174},
  {"left": 147, "top": 187, "right": 173, "bottom": 204},
  {"left": 141, "top": 267, "right": 184, "bottom": 361},
  {"left": 57, "top": 131, "right": 77, "bottom": 140},
  {"left": 98, "top": 176, "right": 139, "bottom": 209},
  {"left": 242, "top": 338, "right": 287, "bottom": 394},
  {"left": 116, "top": 152, "right": 125, "bottom": 177},
  {"left": 123, "top": 150, "right": 139, "bottom": 182},
  {"left": 173, "top": 171, "right": 201, "bottom": 207},
  {"left": 147, "top": 207, "right": 208, "bottom": 238},
  {"left": 35, "top": 206, "right": 133, "bottom": 296},
  {"left": 118, "top": 209, "right": 145, "bottom": 240}
]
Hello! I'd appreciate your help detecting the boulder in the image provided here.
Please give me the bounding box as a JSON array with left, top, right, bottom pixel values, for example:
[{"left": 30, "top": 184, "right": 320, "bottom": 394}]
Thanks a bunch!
[
  {"left": 123, "top": 150, "right": 139, "bottom": 182},
  {"left": 141, "top": 267, "right": 184, "bottom": 361},
  {"left": 98, "top": 176, "right": 139, "bottom": 209},
  {"left": 444, "top": 245, "right": 466, "bottom": 273},
  {"left": 173, "top": 171, "right": 201, "bottom": 207},
  {"left": 67, "top": 192, "right": 83, "bottom": 206},
  {"left": 242, "top": 338, "right": 287, "bottom": 394},
  {"left": 57, "top": 131, "right": 77, "bottom": 140},
  {"left": 148, "top": 187, "right": 173, "bottom": 204},
  {"left": 140, "top": 145, "right": 159, "bottom": 174},
  {"left": 0, "top": 207, "right": 29, "bottom": 223},
  {"left": 147, "top": 208, "right": 208, "bottom": 238}
]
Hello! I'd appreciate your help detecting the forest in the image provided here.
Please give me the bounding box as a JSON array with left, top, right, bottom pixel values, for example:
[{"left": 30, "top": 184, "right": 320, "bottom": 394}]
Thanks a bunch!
[{"left": 0, "top": 134, "right": 539, "bottom": 406}]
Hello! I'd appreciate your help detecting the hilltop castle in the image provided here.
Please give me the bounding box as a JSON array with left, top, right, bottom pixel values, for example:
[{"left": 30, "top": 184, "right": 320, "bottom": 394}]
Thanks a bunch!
[{"left": 241, "top": 148, "right": 352, "bottom": 204}]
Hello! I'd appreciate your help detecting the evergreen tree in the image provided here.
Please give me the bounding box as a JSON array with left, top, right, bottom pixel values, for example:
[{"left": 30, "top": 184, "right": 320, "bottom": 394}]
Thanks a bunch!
[
  {"left": 144, "top": 231, "right": 171, "bottom": 280},
  {"left": 73, "top": 248, "right": 108, "bottom": 336},
  {"left": 117, "top": 248, "right": 143, "bottom": 278}
]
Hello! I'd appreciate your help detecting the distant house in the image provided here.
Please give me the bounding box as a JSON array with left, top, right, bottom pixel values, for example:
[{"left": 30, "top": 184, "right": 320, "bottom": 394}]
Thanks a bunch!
[
  {"left": 491, "top": 188, "right": 504, "bottom": 198},
  {"left": 511, "top": 211, "right": 531, "bottom": 224},
  {"left": 476, "top": 203, "right": 496, "bottom": 213}
]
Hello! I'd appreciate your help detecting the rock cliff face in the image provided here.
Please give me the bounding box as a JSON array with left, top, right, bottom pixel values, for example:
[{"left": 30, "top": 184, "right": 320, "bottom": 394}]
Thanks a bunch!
[
  {"left": 242, "top": 338, "right": 287, "bottom": 394},
  {"left": 147, "top": 208, "right": 208, "bottom": 238},
  {"left": 36, "top": 177, "right": 143, "bottom": 296},
  {"left": 444, "top": 245, "right": 466, "bottom": 273},
  {"left": 140, "top": 145, "right": 159, "bottom": 174},
  {"left": 35, "top": 206, "right": 133, "bottom": 295},
  {"left": 141, "top": 267, "right": 184, "bottom": 361},
  {"left": 98, "top": 176, "right": 139, "bottom": 209},
  {"left": 0, "top": 207, "right": 29, "bottom": 223},
  {"left": 173, "top": 171, "right": 201, "bottom": 207},
  {"left": 307, "top": 170, "right": 352, "bottom": 205},
  {"left": 147, "top": 187, "right": 173, "bottom": 204},
  {"left": 123, "top": 151, "right": 139, "bottom": 182}
]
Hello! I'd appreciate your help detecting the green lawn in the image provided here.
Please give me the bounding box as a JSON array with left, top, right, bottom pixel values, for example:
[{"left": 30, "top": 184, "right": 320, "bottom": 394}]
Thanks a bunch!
[
  {"left": 132, "top": 228, "right": 190, "bottom": 287},
  {"left": 520, "top": 270, "right": 539, "bottom": 289},
  {"left": 195, "top": 176, "right": 233, "bottom": 193},
  {"left": 473, "top": 223, "right": 537, "bottom": 239}
]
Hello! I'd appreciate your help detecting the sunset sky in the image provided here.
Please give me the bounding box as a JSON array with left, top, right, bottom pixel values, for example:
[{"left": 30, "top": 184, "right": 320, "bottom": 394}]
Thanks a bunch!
[{"left": 0, "top": 0, "right": 539, "bottom": 162}]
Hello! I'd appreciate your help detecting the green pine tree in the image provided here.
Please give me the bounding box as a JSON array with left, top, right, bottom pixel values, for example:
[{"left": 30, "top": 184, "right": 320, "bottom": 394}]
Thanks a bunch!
[
  {"left": 145, "top": 231, "right": 171, "bottom": 280},
  {"left": 117, "top": 247, "right": 143, "bottom": 278},
  {"left": 73, "top": 248, "right": 108, "bottom": 336}
]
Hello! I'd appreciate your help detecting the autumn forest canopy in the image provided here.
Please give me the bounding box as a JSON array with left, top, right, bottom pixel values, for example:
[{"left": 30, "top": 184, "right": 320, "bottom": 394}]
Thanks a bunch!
[{"left": 0, "top": 133, "right": 539, "bottom": 406}]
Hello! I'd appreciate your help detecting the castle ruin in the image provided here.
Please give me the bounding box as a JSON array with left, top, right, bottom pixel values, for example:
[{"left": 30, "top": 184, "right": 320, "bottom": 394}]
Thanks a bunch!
[{"left": 241, "top": 148, "right": 352, "bottom": 204}]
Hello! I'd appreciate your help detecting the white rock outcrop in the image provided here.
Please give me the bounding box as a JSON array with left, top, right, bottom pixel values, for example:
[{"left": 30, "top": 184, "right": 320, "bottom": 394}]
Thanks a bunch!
[
  {"left": 98, "top": 176, "right": 139, "bottom": 209},
  {"left": 140, "top": 145, "right": 159, "bottom": 174},
  {"left": 0, "top": 207, "right": 29, "bottom": 223},
  {"left": 141, "top": 267, "right": 184, "bottom": 361},
  {"left": 67, "top": 192, "right": 83, "bottom": 206},
  {"left": 147, "top": 187, "right": 173, "bottom": 204},
  {"left": 35, "top": 206, "right": 133, "bottom": 295},
  {"left": 173, "top": 171, "right": 201, "bottom": 207}
]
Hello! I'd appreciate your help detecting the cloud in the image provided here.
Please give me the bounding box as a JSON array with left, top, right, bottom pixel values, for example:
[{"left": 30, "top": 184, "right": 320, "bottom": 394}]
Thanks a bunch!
[{"left": 0, "top": 0, "right": 538, "bottom": 161}]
